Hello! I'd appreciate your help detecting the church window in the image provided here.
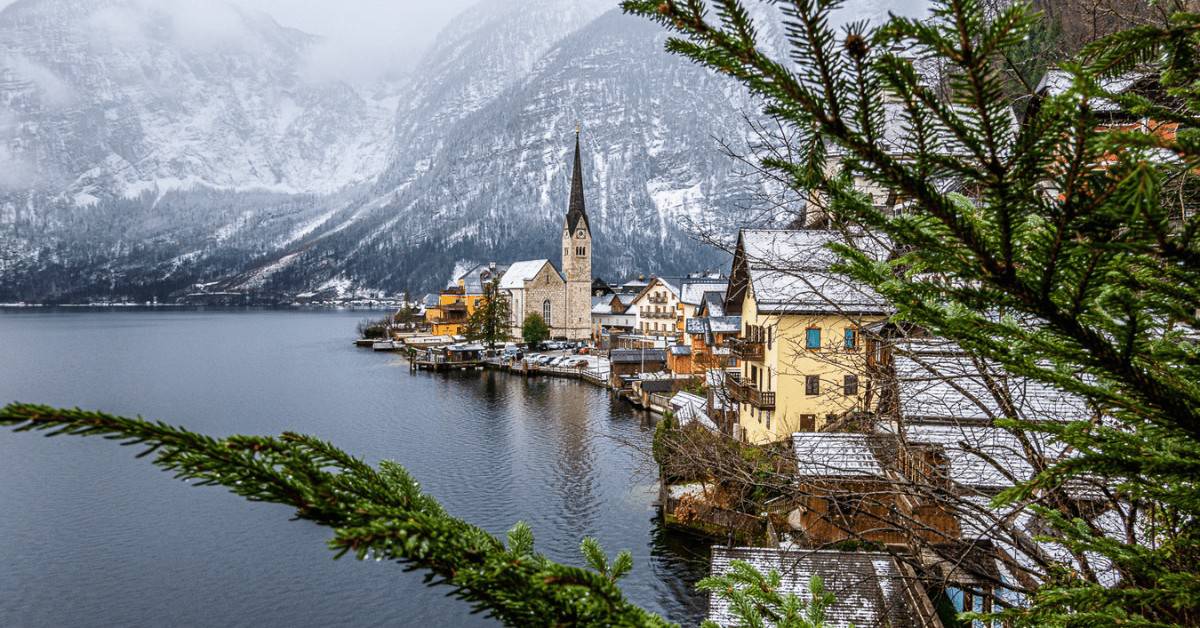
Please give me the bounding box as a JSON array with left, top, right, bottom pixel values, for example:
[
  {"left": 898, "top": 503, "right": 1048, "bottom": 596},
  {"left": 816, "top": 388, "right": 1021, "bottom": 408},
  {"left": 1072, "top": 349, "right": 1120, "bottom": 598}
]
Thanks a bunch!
[{"left": 543, "top": 300, "right": 551, "bottom": 325}]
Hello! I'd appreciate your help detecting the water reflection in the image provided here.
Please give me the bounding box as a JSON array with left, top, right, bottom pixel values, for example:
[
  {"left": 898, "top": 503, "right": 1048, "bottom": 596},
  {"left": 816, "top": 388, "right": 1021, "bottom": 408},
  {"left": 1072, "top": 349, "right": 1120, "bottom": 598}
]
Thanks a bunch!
[{"left": 0, "top": 310, "right": 713, "bottom": 626}]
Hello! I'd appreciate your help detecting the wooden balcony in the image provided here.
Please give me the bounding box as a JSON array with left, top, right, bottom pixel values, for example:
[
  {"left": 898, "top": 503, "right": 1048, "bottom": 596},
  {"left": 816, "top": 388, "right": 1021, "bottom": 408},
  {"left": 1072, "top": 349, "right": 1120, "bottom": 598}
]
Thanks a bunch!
[
  {"left": 728, "top": 377, "right": 775, "bottom": 409},
  {"left": 729, "top": 338, "right": 763, "bottom": 361}
]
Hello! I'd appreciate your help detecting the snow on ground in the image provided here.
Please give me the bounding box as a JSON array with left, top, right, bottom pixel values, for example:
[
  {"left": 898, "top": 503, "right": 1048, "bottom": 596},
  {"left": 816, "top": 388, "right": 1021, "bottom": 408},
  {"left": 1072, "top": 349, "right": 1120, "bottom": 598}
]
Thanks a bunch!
[{"left": 239, "top": 252, "right": 300, "bottom": 289}]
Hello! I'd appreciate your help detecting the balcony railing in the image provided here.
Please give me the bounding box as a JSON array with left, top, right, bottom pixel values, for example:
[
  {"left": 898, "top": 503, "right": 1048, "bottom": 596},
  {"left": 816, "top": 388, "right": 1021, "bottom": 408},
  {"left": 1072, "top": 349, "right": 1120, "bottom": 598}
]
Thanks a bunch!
[
  {"left": 728, "top": 377, "right": 775, "bottom": 409},
  {"left": 647, "top": 295, "right": 669, "bottom": 304},
  {"left": 643, "top": 310, "right": 676, "bottom": 319},
  {"left": 729, "top": 338, "right": 763, "bottom": 361}
]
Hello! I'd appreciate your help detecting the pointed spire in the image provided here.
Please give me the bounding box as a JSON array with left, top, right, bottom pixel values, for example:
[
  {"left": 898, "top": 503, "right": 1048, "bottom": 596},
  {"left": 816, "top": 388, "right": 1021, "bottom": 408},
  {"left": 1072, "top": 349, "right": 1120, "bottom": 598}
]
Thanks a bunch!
[{"left": 566, "top": 125, "right": 589, "bottom": 234}]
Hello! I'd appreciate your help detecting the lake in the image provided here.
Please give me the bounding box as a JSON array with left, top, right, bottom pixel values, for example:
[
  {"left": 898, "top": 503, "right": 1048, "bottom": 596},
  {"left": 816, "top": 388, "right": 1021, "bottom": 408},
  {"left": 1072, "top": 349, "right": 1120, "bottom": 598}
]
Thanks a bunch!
[{"left": 0, "top": 309, "right": 710, "bottom": 627}]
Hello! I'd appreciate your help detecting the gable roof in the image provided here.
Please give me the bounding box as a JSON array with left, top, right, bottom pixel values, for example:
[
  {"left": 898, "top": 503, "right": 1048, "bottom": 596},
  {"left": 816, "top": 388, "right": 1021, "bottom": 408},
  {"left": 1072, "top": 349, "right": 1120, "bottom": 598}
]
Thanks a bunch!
[
  {"left": 698, "top": 291, "right": 726, "bottom": 317},
  {"left": 901, "top": 422, "right": 1069, "bottom": 490},
  {"left": 499, "top": 259, "right": 555, "bottom": 290},
  {"left": 728, "top": 229, "right": 892, "bottom": 315},
  {"left": 893, "top": 342, "right": 1091, "bottom": 423},
  {"left": 679, "top": 278, "right": 728, "bottom": 305},
  {"left": 455, "top": 262, "right": 510, "bottom": 295},
  {"left": 792, "top": 433, "right": 890, "bottom": 478},
  {"left": 707, "top": 546, "right": 928, "bottom": 627}
]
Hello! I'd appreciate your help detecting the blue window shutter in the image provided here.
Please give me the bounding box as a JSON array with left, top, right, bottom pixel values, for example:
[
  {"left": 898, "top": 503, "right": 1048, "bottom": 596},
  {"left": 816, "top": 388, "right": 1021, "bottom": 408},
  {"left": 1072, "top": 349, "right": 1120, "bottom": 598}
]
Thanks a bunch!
[{"left": 806, "top": 328, "right": 821, "bottom": 349}]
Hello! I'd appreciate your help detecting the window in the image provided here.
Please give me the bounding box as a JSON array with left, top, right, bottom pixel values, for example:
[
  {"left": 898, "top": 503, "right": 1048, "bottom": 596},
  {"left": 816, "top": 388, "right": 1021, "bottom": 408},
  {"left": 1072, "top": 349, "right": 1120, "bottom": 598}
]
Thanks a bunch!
[
  {"left": 805, "top": 375, "right": 820, "bottom": 395},
  {"left": 765, "top": 411, "right": 771, "bottom": 430},
  {"left": 542, "top": 300, "right": 551, "bottom": 325},
  {"left": 844, "top": 328, "right": 858, "bottom": 349},
  {"left": 806, "top": 327, "right": 821, "bottom": 349},
  {"left": 843, "top": 374, "right": 858, "bottom": 396},
  {"left": 799, "top": 414, "right": 816, "bottom": 431}
]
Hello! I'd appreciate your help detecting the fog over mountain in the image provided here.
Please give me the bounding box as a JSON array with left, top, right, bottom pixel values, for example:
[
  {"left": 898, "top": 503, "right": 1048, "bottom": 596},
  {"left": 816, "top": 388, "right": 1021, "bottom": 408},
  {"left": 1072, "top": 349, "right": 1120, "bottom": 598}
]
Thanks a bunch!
[{"left": 0, "top": 0, "right": 925, "bottom": 302}]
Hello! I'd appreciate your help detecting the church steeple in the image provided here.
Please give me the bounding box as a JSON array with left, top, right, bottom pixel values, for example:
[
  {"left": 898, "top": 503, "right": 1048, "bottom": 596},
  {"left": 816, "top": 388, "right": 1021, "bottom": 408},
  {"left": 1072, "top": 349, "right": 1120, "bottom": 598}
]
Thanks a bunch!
[{"left": 565, "top": 127, "right": 589, "bottom": 233}]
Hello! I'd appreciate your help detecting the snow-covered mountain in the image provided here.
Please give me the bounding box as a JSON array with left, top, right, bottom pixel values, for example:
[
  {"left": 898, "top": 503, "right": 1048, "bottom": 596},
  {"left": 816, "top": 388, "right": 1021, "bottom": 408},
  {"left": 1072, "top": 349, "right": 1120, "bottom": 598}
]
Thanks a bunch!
[
  {"left": 0, "top": 0, "right": 892, "bottom": 302},
  {"left": 0, "top": 0, "right": 395, "bottom": 203},
  {"left": 232, "top": 5, "right": 768, "bottom": 297}
]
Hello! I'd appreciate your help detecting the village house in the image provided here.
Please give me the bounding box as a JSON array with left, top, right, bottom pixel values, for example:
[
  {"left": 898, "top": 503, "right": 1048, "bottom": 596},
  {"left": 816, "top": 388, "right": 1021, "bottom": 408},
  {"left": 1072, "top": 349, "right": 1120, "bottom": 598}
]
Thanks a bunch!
[
  {"left": 681, "top": 315, "right": 740, "bottom": 375},
  {"left": 607, "top": 348, "right": 667, "bottom": 389},
  {"left": 723, "top": 229, "right": 893, "bottom": 444},
  {"left": 590, "top": 293, "right": 637, "bottom": 347},
  {"left": 629, "top": 276, "right": 680, "bottom": 338},
  {"left": 676, "top": 276, "right": 728, "bottom": 337},
  {"left": 425, "top": 262, "right": 508, "bottom": 337}
]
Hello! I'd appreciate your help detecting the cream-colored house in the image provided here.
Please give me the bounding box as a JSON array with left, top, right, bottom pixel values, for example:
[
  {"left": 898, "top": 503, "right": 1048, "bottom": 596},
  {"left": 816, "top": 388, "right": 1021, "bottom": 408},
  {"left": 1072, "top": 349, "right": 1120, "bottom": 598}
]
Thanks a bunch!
[
  {"left": 724, "top": 229, "right": 892, "bottom": 444},
  {"left": 630, "top": 276, "right": 681, "bottom": 338}
]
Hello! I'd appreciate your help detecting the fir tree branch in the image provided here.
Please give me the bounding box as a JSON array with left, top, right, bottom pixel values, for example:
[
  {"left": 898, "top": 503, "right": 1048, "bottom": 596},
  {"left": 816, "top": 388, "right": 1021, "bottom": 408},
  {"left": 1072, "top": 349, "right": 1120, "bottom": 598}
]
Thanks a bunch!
[{"left": 0, "top": 403, "right": 673, "bottom": 628}]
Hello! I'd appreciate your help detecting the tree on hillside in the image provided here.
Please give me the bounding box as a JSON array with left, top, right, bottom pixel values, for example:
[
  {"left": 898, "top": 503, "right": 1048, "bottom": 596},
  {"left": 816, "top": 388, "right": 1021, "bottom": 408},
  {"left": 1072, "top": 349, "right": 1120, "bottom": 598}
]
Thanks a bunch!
[
  {"left": 464, "top": 278, "right": 511, "bottom": 350},
  {"left": 624, "top": 0, "right": 1200, "bottom": 624},
  {"left": 522, "top": 312, "right": 550, "bottom": 350}
]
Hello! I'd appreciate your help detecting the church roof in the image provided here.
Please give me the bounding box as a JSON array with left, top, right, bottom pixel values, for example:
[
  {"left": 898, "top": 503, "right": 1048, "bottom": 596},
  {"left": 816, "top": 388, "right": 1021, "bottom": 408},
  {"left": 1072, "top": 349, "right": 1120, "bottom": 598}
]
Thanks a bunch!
[
  {"left": 565, "top": 131, "right": 590, "bottom": 234},
  {"left": 498, "top": 259, "right": 555, "bottom": 290}
]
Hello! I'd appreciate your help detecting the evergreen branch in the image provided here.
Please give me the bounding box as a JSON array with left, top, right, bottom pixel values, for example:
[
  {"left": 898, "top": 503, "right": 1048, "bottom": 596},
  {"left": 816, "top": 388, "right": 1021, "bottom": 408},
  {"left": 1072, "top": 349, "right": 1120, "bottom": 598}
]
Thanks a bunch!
[{"left": 0, "top": 403, "right": 672, "bottom": 627}]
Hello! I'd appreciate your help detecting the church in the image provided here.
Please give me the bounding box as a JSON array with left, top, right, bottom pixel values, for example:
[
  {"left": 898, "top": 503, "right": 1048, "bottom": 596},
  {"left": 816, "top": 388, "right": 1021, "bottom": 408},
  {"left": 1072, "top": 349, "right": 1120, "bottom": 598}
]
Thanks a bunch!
[{"left": 498, "top": 131, "right": 593, "bottom": 341}]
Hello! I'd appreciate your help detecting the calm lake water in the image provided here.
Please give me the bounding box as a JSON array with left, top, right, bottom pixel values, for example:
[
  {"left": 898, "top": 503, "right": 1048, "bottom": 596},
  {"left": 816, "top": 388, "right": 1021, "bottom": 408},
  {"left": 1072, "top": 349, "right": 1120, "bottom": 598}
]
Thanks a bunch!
[{"left": 0, "top": 309, "right": 709, "bottom": 627}]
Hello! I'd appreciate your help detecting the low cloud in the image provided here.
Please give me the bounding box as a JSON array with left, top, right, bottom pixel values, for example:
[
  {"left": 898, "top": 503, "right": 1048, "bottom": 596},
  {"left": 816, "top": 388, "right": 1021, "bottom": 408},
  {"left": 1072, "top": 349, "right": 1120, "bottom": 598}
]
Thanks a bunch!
[
  {"left": 0, "top": 145, "right": 38, "bottom": 190},
  {"left": 1, "top": 55, "right": 74, "bottom": 108}
]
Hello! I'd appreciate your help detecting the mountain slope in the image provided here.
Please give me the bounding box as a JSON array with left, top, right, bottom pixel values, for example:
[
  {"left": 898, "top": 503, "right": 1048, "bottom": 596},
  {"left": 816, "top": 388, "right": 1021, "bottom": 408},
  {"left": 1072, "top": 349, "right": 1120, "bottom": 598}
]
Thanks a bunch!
[
  {"left": 242, "top": 8, "right": 762, "bottom": 295},
  {"left": 0, "top": 0, "right": 395, "bottom": 301}
]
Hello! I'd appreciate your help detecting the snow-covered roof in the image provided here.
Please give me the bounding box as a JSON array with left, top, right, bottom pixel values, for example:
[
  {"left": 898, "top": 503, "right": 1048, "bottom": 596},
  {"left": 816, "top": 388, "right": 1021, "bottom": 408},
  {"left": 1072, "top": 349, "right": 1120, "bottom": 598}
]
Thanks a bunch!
[
  {"left": 679, "top": 279, "right": 728, "bottom": 305},
  {"left": 792, "top": 433, "right": 887, "bottom": 478},
  {"left": 707, "top": 316, "right": 741, "bottom": 334},
  {"left": 700, "top": 291, "right": 725, "bottom": 316},
  {"left": 901, "top": 422, "right": 1065, "bottom": 490},
  {"left": 1036, "top": 68, "right": 1143, "bottom": 113},
  {"left": 738, "top": 229, "right": 892, "bottom": 315},
  {"left": 707, "top": 547, "right": 926, "bottom": 627},
  {"left": 893, "top": 348, "right": 1091, "bottom": 423},
  {"left": 498, "top": 259, "right": 553, "bottom": 290},
  {"left": 455, "top": 262, "right": 509, "bottom": 295},
  {"left": 670, "top": 391, "right": 717, "bottom": 431},
  {"left": 669, "top": 344, "right": 691, "bottom": 355}
]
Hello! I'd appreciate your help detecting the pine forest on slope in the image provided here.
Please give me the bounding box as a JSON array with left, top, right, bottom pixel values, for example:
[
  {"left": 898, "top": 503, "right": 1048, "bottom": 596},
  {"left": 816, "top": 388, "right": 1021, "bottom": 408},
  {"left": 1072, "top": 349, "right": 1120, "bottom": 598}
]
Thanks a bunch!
[{"left": 0, "top": 0, "right": 885, "bottom": 302}]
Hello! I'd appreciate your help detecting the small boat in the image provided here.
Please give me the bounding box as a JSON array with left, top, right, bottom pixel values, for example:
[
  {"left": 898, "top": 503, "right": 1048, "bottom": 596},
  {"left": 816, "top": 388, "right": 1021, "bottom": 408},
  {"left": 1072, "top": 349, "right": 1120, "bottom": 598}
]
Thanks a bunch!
[
  {"left": 354, "top": 338, "right": 376, "bottom": 347},
  {"left": 372, "top": 340, "right": 396, "bottom": 351}
]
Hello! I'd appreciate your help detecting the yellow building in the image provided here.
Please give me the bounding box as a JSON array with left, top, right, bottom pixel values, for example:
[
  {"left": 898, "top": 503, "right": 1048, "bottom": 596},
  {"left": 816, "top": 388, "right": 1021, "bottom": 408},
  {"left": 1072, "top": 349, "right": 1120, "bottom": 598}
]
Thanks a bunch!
[
  {"left": 724, "top": 229, "right": 891, "bottom": 444},
  {"left": 425, "top": 263, "right": 506, "bottom": 337}
]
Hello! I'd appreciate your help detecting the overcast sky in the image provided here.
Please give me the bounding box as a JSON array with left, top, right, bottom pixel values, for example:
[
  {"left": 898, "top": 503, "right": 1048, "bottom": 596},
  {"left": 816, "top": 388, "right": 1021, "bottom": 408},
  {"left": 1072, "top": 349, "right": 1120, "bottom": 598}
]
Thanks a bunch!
[
  {"left": 0, "top": 0, "right": 478, "bottom": 82},
  {"left": 0, "top": 0, "right": 929, "bottom": 84}
]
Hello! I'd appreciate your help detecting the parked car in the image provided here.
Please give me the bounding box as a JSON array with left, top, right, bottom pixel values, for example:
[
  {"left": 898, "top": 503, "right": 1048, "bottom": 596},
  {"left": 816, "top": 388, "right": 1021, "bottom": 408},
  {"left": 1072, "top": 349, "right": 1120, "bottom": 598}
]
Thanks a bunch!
[{"left": 537, "top": 355, "right": 554, "bottom": 366}]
